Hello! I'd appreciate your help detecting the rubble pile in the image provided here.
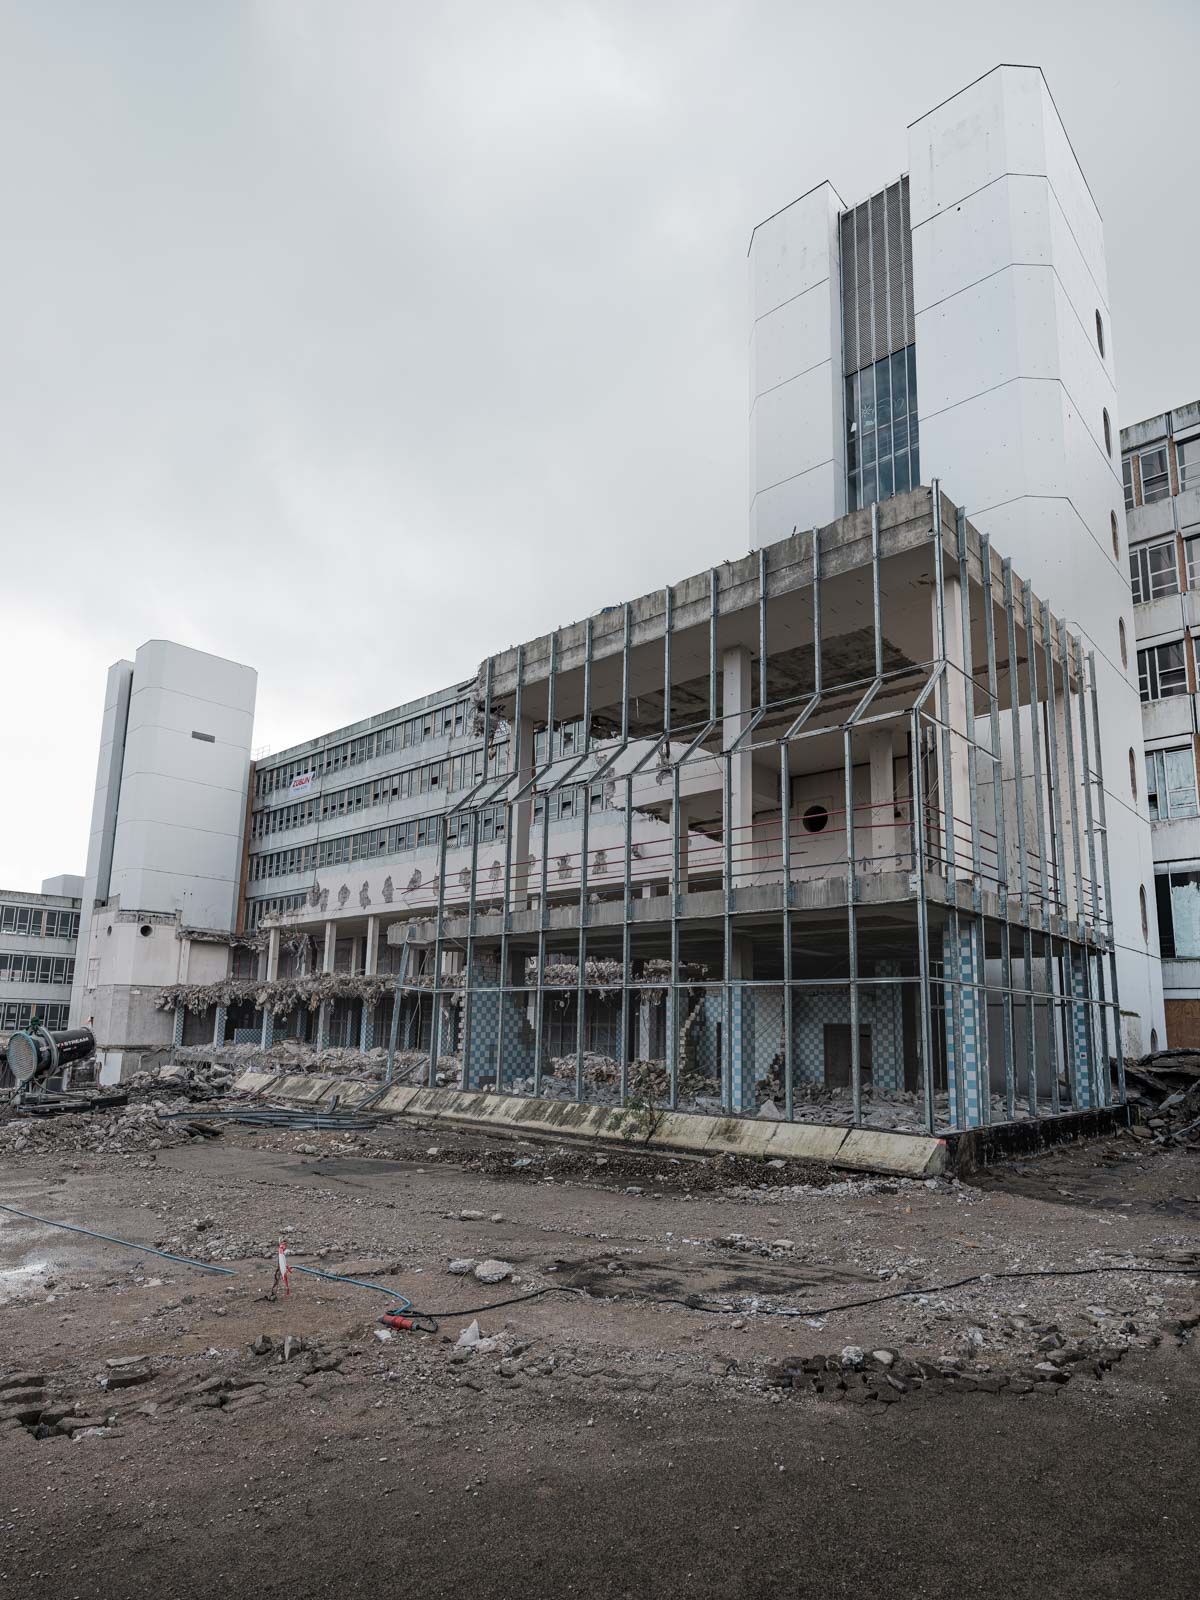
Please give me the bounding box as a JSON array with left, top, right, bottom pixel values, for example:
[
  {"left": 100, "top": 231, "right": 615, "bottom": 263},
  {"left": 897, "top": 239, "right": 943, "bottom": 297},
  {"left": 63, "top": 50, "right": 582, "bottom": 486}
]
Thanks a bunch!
[
  {"left": 766, "top": 1340, "right": 1119, "bottom": 1404},
  {"left": 0, "top": 1102, "right": 192, "bottom": 1158},
  {"left": 125, "top": 1060, "right": 236, "bottom": 1102},
  {"left": 173, "top": 1041, "right": 455, "bottom": 1082},
  {"left": 1125, "top": 1050, "right": 1200, "bottom": 1147}
]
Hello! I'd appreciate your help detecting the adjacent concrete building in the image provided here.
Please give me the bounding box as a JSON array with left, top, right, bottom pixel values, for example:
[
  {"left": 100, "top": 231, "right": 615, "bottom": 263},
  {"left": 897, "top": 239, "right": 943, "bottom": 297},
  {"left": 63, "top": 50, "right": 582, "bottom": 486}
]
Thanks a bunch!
[
  {"left": 0, "top": 878, "right": 82, "bottom": 1045},
  {"left": 1122, "top": 399, "right": 1200, "bottom": 1045}
]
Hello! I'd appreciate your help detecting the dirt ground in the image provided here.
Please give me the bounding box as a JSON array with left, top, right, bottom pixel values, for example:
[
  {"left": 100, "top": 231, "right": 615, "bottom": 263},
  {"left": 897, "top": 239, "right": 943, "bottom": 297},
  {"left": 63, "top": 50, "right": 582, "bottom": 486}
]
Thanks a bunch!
[{"left": 3, "top": 1115, "right": 1200, "bottom": 1599}]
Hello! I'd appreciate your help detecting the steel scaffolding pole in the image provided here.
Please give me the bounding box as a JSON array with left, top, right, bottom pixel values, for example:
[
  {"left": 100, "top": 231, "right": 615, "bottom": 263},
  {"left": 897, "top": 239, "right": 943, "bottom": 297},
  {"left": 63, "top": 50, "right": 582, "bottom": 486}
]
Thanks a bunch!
[
  {"left": 533, "top": 631, "right": 557, "bottom": 1099},
  {"left": 1087, "top": 649, "right": 1126, "bottom": 1106}
]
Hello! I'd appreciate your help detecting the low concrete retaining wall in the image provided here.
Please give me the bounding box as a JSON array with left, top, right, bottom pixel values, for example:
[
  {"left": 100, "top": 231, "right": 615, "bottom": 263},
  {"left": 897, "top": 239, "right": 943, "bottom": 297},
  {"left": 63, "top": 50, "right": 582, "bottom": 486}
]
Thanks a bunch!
[{"left": 232, "top": 1071, "right": 949, "bottom": 1179}]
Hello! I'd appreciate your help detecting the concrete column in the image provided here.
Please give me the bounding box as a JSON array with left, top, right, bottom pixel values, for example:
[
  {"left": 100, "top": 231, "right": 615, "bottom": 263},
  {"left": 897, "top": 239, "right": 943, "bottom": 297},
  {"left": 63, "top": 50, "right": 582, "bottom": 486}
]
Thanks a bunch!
[
  {"left": 723, "top": 646, "right": 754, "bottom": 889},
  {"left": 213, "top": 1004, "right": 227, "bottom": 1046},
  {"left": 178, "top": 936, "right": 192, "bottom": 985},
  {"left": 266, "top": 926, "right": 280, "bottom": 982},
  {"left": 260, "top": 1007, "right": 275, "bottom": 1048},
  {"left": 511, "top": 714, "right": 536, "bottom": 911},
  {"left": 637, "top": 994, "right": 653, "bottom": 1060},
  {"left": 172, "top": 1004, "right": 185, "bottom": 1052},
  {"left": 359, "top": 998, "right": 375, "bottom": 1052},
  {"left": 868, "top": 731, "right": 898, "bottom": 872},
  {"left": 364, "top": 916, "right": 379, "bottom": 977},
  {"left": 322, "top": 920, "right": 336, "bottom": 974},
  {"left": 676, "top": 800, "right": 690, "bottom": 894},
  {"left": 317, "top": 1002, "right": 330, "bottom": 1050},
  {"left": 934, "top": 576, "right": 971, "bottom": 876},
  {"left": 729, "top": 935, "right": 756, "bottom": 1113}
]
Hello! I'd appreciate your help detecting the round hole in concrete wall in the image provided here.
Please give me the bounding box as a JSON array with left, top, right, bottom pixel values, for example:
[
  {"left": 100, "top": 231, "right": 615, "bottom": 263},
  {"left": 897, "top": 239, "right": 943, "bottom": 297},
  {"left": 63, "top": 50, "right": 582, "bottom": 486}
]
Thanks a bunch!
[
  {"left": 1151, "top": 1027, "right": 1159, "bottom": 1053},
  {"left": 802, "top": 804, "right": 829, "bottom": 834},
  {"left": 139, "top": 924, "right": 153, "bottom": 938}
]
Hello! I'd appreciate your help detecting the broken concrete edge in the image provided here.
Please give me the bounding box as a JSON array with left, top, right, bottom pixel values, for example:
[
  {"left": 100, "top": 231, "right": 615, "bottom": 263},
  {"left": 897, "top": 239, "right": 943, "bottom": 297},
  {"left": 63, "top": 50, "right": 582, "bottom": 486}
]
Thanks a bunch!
[
  {"left": 230, "top": 1071, "right": 948, "bottom": 1179},
  {"left": 944, "top": 1103, "right": 1132, "bottom": 1174}
]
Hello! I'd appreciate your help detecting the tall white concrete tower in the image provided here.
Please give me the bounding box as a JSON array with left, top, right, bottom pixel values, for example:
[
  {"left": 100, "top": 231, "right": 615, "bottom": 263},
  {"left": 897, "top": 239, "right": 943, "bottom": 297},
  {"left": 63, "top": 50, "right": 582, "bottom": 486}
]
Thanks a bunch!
[
  {"left": 70, "top": 640, "right": 257, "bottom": 1077},
  {"left": 748, "top": 64, "right": 1163, "bottom": 1051}
]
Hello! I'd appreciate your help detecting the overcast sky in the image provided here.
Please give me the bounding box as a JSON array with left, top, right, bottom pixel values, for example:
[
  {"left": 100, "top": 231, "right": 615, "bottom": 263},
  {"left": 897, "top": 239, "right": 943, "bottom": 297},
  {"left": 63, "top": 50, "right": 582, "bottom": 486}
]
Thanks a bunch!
[{"left": 2, "top": 0, "right": 1197, "bottom": 890}]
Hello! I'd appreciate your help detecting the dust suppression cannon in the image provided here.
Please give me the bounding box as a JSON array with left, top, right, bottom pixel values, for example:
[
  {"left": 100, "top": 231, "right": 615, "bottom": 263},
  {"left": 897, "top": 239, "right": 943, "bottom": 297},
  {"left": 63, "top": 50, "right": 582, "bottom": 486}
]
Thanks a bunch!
[{"left": 3, "top": 1026, "right": 96, "bottom": 1108}]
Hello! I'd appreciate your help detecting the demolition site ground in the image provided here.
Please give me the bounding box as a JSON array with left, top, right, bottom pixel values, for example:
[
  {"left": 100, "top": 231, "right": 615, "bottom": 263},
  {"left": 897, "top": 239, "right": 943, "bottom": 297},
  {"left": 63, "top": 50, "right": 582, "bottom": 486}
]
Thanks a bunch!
[{"left": 2, "top": 1114, "right": 1200, "bottom": 1599}]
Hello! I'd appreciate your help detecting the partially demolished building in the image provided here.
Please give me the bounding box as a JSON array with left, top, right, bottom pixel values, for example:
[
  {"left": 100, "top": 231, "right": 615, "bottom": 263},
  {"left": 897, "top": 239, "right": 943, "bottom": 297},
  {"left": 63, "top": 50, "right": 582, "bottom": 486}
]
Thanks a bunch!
[{"left": 149, "top": 486, "right": 1119, "bottom": 1136}]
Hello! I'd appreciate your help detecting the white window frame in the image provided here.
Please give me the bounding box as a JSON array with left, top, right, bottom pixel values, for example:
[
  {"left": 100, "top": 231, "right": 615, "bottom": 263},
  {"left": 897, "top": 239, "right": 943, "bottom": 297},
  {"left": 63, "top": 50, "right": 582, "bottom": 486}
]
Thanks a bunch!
[
  {"left": 1139, "top": 445, "right": 1171, "bottom": 504},
  {"left": 1178, "top": 435, "right": 1200, "bottom": 496},
  {"left": 1138, "top": 639, "right": 1190, "bottom": 702},
  {"left": 1146, "top": 744, "right": 1200, "bottom": 821},
  {"left": 1130, "top": 537, "right": 1180, "bottom": 603}
]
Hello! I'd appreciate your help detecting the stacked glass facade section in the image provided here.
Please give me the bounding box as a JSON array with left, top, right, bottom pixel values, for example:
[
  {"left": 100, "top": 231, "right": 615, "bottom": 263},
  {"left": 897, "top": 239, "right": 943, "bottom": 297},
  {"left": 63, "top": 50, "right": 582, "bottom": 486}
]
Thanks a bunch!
[{"left": 846, "top": 345, "right": 919, "bottom": 511}]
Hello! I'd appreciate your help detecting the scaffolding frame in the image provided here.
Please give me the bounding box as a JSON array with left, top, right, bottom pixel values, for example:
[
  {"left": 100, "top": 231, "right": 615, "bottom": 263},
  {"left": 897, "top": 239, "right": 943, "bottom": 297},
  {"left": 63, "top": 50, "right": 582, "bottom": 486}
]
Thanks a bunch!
[{"left": 284, "top": 486, "right": 1119, "bottom": 1136}]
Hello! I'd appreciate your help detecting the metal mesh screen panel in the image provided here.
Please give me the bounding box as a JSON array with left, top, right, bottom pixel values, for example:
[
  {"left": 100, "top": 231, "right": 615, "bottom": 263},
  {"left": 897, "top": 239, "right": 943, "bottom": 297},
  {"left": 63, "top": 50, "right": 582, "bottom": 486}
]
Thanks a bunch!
[{"left": 840, "top": 175, "right": 913, "bottom": 375}]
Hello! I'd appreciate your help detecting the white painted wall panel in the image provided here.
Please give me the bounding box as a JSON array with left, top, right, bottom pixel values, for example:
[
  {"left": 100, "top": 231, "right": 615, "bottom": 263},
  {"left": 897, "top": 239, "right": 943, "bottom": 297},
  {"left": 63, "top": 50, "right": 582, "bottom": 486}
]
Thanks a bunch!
[
  {"left": 107, "top": 641, "right": 257, "bottom": 932},
  {"left": 750, "top": 464, "right": 841, "bottom": 548},
  {"left": 750, "top": 367, "right": 838, "bottom": 504},
  {"left": 748, "top": 182, "right": 843, "bottom": 545}
]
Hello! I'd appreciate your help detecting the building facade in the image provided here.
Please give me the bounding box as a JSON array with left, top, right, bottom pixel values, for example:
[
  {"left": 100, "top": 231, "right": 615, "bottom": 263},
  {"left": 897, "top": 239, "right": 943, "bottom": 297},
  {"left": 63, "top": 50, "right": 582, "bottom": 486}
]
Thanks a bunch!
[
  {"left": 1122, "top": 399, "right": 1200, "bottom": 1045},
  {"left": 0, "top": 877, "right": 82, "bottom": 1045},
  {"left": 748, "top": 63, "right": 1162, "bottom": 1053}
]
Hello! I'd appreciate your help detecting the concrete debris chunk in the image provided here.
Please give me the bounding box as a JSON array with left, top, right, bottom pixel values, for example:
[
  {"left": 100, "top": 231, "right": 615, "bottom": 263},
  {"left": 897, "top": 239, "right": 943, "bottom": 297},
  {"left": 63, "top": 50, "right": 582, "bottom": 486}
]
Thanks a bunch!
[
  {"left": 473, "top": 1260, "right": 514, "bottom": 1284},
  {"left": 447, "top": 1259, "right": 476, "bottom": 1276}
]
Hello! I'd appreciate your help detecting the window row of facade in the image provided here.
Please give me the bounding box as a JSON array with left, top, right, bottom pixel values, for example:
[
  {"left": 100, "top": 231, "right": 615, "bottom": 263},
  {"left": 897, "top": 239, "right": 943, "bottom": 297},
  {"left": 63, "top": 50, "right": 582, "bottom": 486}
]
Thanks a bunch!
[
  {"left": 252, "top": 744, "right": 510, "bottom": 837},
  {"left": 1146, "top": 746, "right": 1200, "bottom": 822},
  {"left": 1138, "top": 638, "right": 1197, "bottom": 703},
  {"left": 248, "top": 802, "right": 511, "bottom": 883},
  {"left": 1130, "top": 534, "right": 1200, "bottom": 604},
  {"left": 254, "top": 697, "right": 477, "bottom": 797},
  {"left": 0, "top": 1000, "right": 69, "bottom": 1033},
  {"left": 1155, "top": 871, "right": 1200, "bottom": 961},
  {"left": 0, "top": 952, "right": 75, "bottom": 986},
  {"left": 845, "top": 345, "right": 920, "bottom": 513},
  {"left": 0, "top": 904, "right": 80, "bottom": 940},
  {"left": 247, "top": 779, "right": 610, "bottom": 885},
  {"left": 1123, "top": 435, "right": 1200, "bottom": 511}
]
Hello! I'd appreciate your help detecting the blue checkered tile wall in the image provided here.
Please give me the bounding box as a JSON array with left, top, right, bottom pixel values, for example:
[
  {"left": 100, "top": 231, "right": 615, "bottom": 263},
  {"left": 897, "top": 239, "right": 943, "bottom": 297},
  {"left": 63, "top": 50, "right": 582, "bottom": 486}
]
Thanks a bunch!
[
  {"left": 1069, "top": 951, "right": 1092, "bottom": 1110},
  {"left": 943, "top": 926, "right": 985, "bottom": 1130}
]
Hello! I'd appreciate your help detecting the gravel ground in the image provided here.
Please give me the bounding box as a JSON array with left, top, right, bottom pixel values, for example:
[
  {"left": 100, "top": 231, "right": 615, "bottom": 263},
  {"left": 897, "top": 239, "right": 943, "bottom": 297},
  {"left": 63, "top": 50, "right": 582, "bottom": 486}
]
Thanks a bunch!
[{"left": 2, "top": 1115, "right": 1199, "bottom": 1598}]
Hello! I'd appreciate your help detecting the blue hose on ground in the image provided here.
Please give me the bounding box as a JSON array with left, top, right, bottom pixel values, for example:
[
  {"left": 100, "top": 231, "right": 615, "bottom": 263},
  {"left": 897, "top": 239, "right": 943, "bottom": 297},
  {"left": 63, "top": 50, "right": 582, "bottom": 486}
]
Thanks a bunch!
[
  {"left": 0, "top": 1202, "right": 237, "bottom": 1275},
  {"left": 287, "top": 1262, "right": 411, "bottom": 1315},
  {"left": 0, "top": 1202, "right": 413, "bottom": 1310}
]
